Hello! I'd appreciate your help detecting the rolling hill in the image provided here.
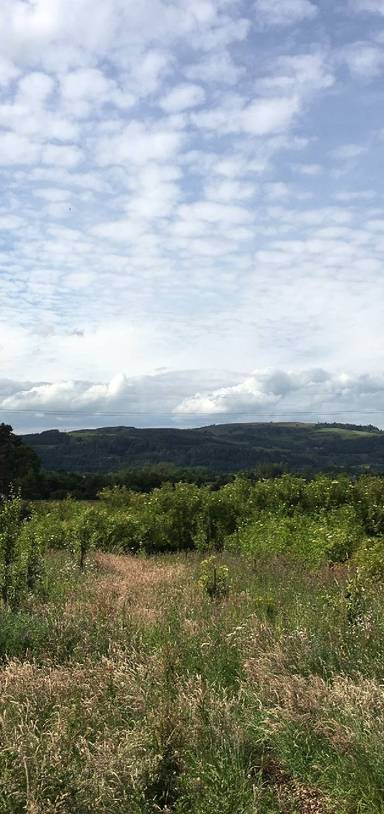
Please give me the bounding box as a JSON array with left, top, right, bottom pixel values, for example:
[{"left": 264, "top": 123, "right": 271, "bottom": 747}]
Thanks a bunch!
[{"left": 20, "top": 421, "right": 384, "bottom": 475}]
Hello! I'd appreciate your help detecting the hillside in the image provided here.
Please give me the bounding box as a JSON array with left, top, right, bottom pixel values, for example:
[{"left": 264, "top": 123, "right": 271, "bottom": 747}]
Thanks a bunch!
[{"left": 20, "top": 421, "right": 384, "bottom": 474}]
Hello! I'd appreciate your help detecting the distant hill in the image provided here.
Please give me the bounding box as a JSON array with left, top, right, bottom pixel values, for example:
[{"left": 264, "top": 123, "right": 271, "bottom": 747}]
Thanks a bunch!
[{"left": 20, "top": 422, "right": 384, "bottom": 475}]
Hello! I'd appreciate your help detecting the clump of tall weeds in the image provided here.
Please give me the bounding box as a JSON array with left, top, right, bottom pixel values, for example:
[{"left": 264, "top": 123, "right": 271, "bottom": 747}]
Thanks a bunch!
[
  {"left": 0, "top": 493, "right": 45, "bottom": 608},
  {"left": 199, "top": 555, "right": 230, "bottom": 599}
]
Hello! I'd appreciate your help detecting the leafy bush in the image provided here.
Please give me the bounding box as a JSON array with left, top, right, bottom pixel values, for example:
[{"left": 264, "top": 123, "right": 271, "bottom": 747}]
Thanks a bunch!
[
  {"left": 19, "top": 473, "right": 384, "bottom": 570},
  {"left": 227, "top": 506, "right": 363, "bottom": 566},
  {"left": 354, "top": 537, "right": 384, "bottom": 582},
  {"left": 0, "top": 495, "right": 44, "bottom": 607},
  {"left": 353, "top": 476, "right": 384, "bottom": 535}
]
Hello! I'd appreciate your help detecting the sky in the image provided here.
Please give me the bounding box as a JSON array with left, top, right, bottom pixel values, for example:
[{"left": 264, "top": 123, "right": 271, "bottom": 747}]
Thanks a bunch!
[{"left": 2, "top": 0, "right": 384, "bottom": 432}]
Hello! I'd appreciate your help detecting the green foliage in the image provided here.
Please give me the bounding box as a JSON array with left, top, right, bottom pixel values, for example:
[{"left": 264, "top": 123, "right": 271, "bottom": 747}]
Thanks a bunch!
[
  {"left": 67, "top": 508, "right": 99, "bottom": 570},
  {"left": 228, "top": 506, "right": 363, "bottom": 566},
  {"left": 20, "top": 421, "right": 384, "bottom": 476},
  {"left": 198, "top": 555, "right": 230, "bottom": 599},
  {"left": 4, "top": 467, "right": 384, "bottom": 811},
  {"left": 0, "top": 423, "right": 41, "bottom": 497},
  {"left": 353, "top": 537, "right": 384, "bottom": 582},
  {"left": 98, "top": 485, "right": 147, "bottom": 509},
  {"left": 0, "top": 495, "right": 44, "bottom": 607},
  {"left": 22, "top": 473, "right": 384, "bottom": 565},
  {"left": 0, "top": 493, "right": 24, "bottom": 606},
  {"left": 353, "top": 475, "right": 384, "bottom": 535}
]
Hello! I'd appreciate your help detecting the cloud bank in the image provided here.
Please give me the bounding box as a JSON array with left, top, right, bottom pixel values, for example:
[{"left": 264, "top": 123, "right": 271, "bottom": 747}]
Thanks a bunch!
[{"left": 3, "top": 369, "right": 384, "bottom": 433}]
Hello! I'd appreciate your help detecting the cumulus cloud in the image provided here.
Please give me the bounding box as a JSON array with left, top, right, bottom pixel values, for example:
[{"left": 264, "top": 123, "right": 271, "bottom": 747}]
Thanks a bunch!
[
  {"left": 241, "top": 96, "right": 301, "bottom": 135},
  {"left": 159, "top": 83, "right": 206, "bottom": 112},
  {"left": 0, "top": 370, "right": 242, "bottom": 431},
  {"left": 174, "top": 369, "right": 384, "bottom": 423},
  {"left": 3, "top": 367, "right": 384, "bottom": 432}
]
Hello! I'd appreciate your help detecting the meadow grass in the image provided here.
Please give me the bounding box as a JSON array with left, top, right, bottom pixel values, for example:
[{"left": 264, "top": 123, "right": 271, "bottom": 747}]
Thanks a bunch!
[{"left": 0, "top": 551, "right": 383, "bottom": 812}]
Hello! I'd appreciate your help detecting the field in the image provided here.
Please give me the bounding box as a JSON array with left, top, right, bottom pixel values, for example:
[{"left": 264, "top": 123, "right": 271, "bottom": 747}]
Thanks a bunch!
[{"left": 1, "top": 475, "right": 384, "bottom": 812}]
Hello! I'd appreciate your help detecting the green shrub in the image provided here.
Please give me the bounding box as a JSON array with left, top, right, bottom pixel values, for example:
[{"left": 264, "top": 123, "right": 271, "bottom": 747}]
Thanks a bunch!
[
  {"left": 0, "top": 495, "right": 45, "bottom": 607},
  {"left": 199, "top": 555, "right": 230, "bottom": 599},
  {"left": 354, "top": 537, "right": 384, "bottom": 581},
  {"left": 353, "top": 476, "right": 384, "bottom": 535},
  {"left": 227, "top": 507, "right": 363, "bottom": 567}
]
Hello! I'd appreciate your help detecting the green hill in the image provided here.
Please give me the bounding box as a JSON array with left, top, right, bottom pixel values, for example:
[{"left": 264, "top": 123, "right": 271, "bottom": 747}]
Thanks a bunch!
[{"left": 20, "top": 421, "right": 384, "bottom": 475}]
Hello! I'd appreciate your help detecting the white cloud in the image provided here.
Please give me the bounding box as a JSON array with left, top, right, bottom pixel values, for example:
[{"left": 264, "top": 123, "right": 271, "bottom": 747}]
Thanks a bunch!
[
  {"left": 42, "top": 143, "right": 83, "bottom": 167},
  {"left": 95, "top": 120, "right": 185, "bottom": 166},
  {"left": 121, "top": 163, "right": 182, "bottom": 219},
  {"left": 350, "top": 0, "right": 384, "bottom": 13},
  {"left": 331, "top": 143, "right": 367, "bottom": 160},
  {"left": 0, "top": 132, "right": 40, "bottom": 165},
  {"left": 241, "top": 96, "right": 301, "bottom": 135},
  {"left": 17, "top": 71, "right": 54, "bottom": 103},
  {"left": 341, "top": 42, "right": 384, "bottom": 78},
  {"left": 134, "top": 50, "right": 172, "bottom": 95},
  {"left": 0, "top": 0, "right": 248, "bottom": 71},
  {"left": 64, "top": 270, "right": 95, "bottom": 289},
  {"left": 204, "top": 179, "right": 256, "bottom": 203},
  {"left": 34, "top": 187, "right": 71, "bottom": 202},
  {"left": 184, "top": 52, "right": 243, "bottom": 85},
  {"left": 29, "top": 167, "right": 109, "bottom": 192},
  {"left": 254, "top": 0, "right": 318, "bottom": 27},
  {"left": 91, "top": 219, "right": 148, "bottom": 243},
  {"left": 177, "top": 201, "right": 253, "bottom": 225},
  {"left": 3, "top": 367, "right": 384, "bottom": 432},
  {"left": 175, "top": 372, "right": 280, "bottom": 415},
  {"left": 160, "top": 83, "right": 205, "bottom": 112},
  {"left": 175, "top": 368, "right": 384, "bottom": 421},
  {"left": 257, "top": 53, "right": 334, "bottom": 95},
  {"left": 0, "top": 215, "right": 24, "bottom": 230},
  {"left": 1, "top": 0, "right": 384, "bottom": 436},
  {"left": 192, "top": 94, "right": 301, "bottom": 135},
  {"left": 293, "top": 163, "right": 323, "bottom": 175},
  {"left": 191, "top": 53, "right": 332, "bottom": 140},
  {"left": 334, "top": 190, "right": 376, "bottom": 201},
  {"left": 0, "top": 56, "right": 20, "bottom": 85},
  {"left": 60, "top": 68, "right": 133, "bottom": 117}
]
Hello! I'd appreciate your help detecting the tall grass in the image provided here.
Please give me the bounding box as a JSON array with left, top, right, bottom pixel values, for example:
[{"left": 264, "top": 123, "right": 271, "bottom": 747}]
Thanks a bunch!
[
  {"left": 2, "top": 475, "right": 384, "bottom": 810},
  {"left": 0, "top": 552, "right": 384, "bottom": 812}
]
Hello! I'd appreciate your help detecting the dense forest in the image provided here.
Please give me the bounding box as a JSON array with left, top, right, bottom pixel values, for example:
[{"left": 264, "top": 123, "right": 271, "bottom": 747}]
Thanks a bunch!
[{"left": 22, "top": 421, "right": 384, "bottom": 477}]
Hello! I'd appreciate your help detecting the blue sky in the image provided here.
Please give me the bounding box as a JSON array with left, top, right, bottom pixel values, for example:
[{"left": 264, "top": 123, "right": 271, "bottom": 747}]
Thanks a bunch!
[{"left": 2, "top": 0, "right": 384, "bottom": 431}]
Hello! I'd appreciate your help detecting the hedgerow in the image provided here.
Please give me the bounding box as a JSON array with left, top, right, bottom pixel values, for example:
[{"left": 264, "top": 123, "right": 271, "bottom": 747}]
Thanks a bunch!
[{"left": 3, "top": 472, "right": 384, "bottom": 612}]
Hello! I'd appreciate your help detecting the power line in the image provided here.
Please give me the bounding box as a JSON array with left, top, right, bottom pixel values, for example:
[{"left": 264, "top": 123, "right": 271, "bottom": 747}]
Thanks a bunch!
[{"left": 1, "top": 407, "right": 384, "bottom": 418}]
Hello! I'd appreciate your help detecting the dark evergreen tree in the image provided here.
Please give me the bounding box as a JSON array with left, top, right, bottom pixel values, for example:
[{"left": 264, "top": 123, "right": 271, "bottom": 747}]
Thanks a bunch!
[{"left": 0, "top": 424, "right": 41, "bottom": 495}]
